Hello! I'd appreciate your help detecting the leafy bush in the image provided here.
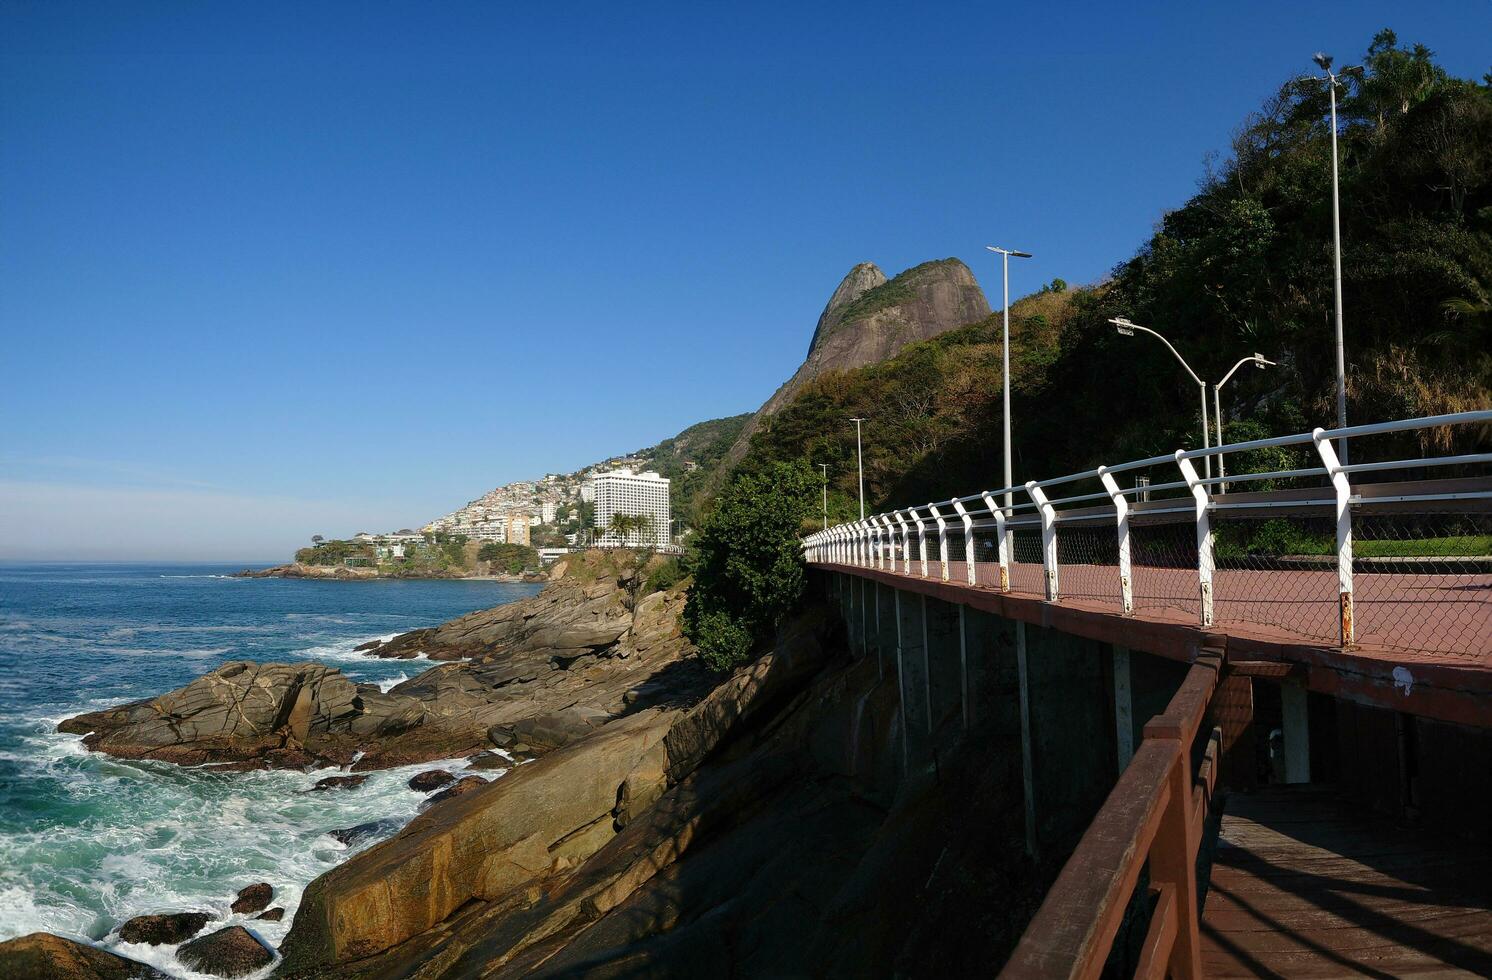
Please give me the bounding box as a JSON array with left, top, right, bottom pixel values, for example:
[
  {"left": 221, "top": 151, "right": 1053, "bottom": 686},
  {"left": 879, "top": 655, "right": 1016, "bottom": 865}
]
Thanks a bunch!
[
  {"left": 477, "top": 542, "right": 540, "bottom": 574},
  {"left": 688, "top": 609, "right": 755, "bottom": 673},
  {"left": 642, "top": 556, "right": 684, "bottom": 595},
  {"left": 295, "top": 540, "right": 374, "bottom": 566},
  {"left": 682, "top": 460, "right": 817, "bottom": 672}
]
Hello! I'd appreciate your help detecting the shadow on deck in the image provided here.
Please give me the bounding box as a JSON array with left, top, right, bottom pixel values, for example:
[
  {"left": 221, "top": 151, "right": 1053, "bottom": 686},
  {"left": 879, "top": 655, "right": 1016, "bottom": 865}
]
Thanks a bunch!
[{"left": 1201, "top": 785, "right": 1492, "bottom": 978}]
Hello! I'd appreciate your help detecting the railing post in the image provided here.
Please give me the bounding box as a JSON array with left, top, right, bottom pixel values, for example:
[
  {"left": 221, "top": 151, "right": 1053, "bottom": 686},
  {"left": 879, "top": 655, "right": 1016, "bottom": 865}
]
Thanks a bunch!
[
  {"left": 1176, "top": 452, "right": 1214, "bottom": 628},
  {"left": 931, "top": 503, "right": 950, "bottom": 581},
  {"left": 952, "top": 498, "right": 976, "bottom": 585},
  {"left": 980, "top": 491, "right": 1011, "bottom": 592},
  {"left": 895, "top": 511, "right": 912, "bottom": 574},
  {"left": 1097, "top": 465, "right": 1134, "bottom": 615},
  {"left": 1025, "top": 481, "right": 1059, "bottom": 602},
  {"left": 860, "top": 520, "right": 872, "bottom": 569},
  {"left": 1312, "top": 428, "right": 1355, "bottom": 647},
  {"left": 878, "top": 515, "right": 894, "bottom": 570},
  {"left": 913, "top": 507, "right": 931, "bottom": 578}
]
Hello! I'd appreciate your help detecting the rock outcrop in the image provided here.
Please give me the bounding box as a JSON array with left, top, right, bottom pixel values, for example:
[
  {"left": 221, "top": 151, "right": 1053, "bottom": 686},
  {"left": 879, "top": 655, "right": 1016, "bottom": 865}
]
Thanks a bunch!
[
  {"left": 229, "top": 883, "right": 273, "bottom": 915},
  {"left": 276, "top": 610, "right": 834, "bottom": 976},
  {"left": 0, "top": 933, "right": 167, "bottom": 979},
  {"left": 233, "top": 562, "right": 382, "bottom": 580},
  {"left": 59, "top": 552, "right": 706, "bottom": 772},
  {"left": 724, "top": 257, "right": 991, "bottom": 467},
  {"left": 175, "top": 926, "right": 273, "bottom": 978},
  {"left": 56, "top": 660, "right": 482, "bottom": 771},
  {"left": 117, "top": 911, "right": 210, "bottom": 946}
]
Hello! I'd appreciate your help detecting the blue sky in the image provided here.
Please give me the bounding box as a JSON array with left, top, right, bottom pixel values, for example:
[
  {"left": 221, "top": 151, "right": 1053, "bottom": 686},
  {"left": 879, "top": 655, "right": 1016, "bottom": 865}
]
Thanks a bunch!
[{"left": 3, "top": 2, "right": 1488, "bottom": 560}]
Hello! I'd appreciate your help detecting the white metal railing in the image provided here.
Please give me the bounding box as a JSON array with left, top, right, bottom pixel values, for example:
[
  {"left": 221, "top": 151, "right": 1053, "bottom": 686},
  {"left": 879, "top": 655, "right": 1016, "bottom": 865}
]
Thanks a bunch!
[{"left": 804, "top": 412, "right": 1492, "bottom": 655}]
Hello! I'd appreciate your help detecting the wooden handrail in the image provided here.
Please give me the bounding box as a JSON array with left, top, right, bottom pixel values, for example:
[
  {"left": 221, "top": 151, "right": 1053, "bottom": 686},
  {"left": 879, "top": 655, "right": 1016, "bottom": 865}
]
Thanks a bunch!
[{"left": 1002, "top": 648, "right": 1224, "bottom": 979}]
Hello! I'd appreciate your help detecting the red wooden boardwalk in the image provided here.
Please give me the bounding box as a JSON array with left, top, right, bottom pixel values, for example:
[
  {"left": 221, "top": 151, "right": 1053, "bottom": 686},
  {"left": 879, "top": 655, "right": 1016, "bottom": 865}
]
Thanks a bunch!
[{"left": 1201, "top": 786, "right": 1492, "bottom": 978}]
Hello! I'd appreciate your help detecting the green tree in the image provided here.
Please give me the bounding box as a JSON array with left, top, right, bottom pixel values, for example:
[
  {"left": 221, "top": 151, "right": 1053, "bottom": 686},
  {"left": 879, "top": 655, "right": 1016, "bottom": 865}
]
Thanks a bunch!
[{"left": 682, "top": 460, "right": 817, "bottom": 672}]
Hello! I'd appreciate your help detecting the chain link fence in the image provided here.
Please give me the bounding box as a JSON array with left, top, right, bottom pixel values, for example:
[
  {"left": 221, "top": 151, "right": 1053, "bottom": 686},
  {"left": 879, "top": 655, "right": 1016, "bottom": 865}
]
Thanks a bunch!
[
  {"left": 1352, "top": 509, "right": 1492, "bottom": 659},
  {"left": 1211, "top": 512, "right": 1339, "bottom": 645},
  {"left": 1129, "top": 517, "right": 1201, "bottom": 622}
]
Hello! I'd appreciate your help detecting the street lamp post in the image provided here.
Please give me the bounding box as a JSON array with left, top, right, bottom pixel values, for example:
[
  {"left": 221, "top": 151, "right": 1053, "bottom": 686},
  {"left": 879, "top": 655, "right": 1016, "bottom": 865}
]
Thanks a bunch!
[
  {"left": 1110, "top": 317, "right": 1213, "bottom": 478},
  {"left": 986, "top": 245, "right": 1033, "bottom": 512},
  {"left": 1307, "top": 52, "right": 1361, "bottom": 462},
  {"left": 817, "top": 462, "right": 828, "bottom": 529},
  {"left": 848, "top": 418, "right": 866, "bottom": 519},
  {"left": 1213, "top": 354, "right": 1277, "bottom": 491}
]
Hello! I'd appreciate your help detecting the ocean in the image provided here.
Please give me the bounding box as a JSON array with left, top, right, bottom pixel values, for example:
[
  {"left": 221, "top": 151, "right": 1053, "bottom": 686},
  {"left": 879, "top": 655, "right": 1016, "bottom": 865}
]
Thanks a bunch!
[{"left": 0, "top": 561, "right": 540, "bottom": 977}]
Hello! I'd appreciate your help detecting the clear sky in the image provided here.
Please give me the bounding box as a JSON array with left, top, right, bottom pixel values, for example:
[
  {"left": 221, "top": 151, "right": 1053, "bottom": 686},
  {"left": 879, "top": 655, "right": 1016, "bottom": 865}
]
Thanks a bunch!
[{"left": 3, "top": 2, "right": 1488, "bottom": 560}]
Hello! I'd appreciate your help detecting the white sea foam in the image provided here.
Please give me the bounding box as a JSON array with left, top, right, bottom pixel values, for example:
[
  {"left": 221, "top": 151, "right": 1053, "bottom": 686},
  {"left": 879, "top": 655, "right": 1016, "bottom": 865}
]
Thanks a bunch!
[{"left": 0, "top": 743, "right": 500, "bottom": 978}]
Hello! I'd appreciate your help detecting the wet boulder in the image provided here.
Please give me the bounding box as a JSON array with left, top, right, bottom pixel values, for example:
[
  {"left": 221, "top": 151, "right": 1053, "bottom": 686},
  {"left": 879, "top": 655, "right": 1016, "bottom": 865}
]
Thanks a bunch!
[
  {"left": 327, "top": 819, "right": 400, "bottom": 847},
  {"left": 407, "top": 768, "right": 454, "bottom": 792},
  {"left": 311, "top": 774, "right": 367, "bottom": 792},
  {"left": 420, "top": 775, "right": 487, "bottom": 809},
  {"left": 0, "top": 932, "right": 166, "bottom": 978},
  {"left": 117, "top": 911, "right": 211, "bottom": 945},
  {"left": 229, "top": 882, "right": 272, "bottom": 915},
  {"left": 175, "top": 926, "right": 273, "bottom": 978}
]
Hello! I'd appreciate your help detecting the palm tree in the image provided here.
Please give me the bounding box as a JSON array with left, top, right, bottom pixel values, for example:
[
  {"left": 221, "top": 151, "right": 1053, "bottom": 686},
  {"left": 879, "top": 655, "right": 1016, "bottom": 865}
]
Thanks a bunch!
[{"left": 607, "top": 513, "right": 635, "bottom": 547}]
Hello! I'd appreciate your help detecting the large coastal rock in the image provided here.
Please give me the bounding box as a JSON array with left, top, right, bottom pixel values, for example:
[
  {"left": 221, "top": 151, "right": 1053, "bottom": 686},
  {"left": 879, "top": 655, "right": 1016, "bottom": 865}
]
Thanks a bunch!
[
  {"left": 117, "top": 911, "right": 210, "bottom": 946},
  {"left": 0, "top": 933, "right": 166, "bottom": 979},
  {"left": 724, "top": 258, "right": 990, "bottom": 468},
  {"left": 175, "top": 926, "right": 273, "bottom": 978},
  {"left": 59, "top": 552, "right": 706, "bottom": 772},
  {"left": 276, "top": 610, "right": 835, "bottom": 976},
  {"left": 56, "top": 660, "right": 483, "bottom": 770}
]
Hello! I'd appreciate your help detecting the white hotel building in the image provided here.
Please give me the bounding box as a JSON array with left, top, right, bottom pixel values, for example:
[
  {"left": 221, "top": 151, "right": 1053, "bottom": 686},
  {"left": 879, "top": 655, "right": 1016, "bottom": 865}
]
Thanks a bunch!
[{"left": 588, "top": 469, "right": 671, "bottom": 548}]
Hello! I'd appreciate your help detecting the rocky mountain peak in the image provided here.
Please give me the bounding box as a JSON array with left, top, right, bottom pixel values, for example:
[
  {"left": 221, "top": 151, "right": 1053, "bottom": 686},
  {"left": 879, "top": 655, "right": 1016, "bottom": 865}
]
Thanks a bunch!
[
  {"left": 806, "top": 262, "right": 887, "bottom": 355},
  {"left": 720, "top": 257, "right": 991, "bottom": 468}
]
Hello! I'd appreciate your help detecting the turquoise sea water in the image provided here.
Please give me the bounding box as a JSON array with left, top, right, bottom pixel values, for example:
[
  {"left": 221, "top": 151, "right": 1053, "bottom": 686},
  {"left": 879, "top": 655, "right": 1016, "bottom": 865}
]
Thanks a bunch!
[{"left": 0, "top": 562, "right": 539, "bottom": 977}]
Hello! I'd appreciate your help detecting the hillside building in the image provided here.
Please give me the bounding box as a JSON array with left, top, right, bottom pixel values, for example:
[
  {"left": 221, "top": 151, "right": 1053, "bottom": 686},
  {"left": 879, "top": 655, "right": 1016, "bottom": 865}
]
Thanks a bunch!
[{"left": 587, "top": 469, "right": 670, "bottom": 548}]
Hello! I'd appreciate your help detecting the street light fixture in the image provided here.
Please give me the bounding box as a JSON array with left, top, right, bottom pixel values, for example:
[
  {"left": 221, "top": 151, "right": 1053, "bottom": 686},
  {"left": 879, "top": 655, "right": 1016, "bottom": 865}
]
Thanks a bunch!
[
  {"left": 1303, "top": 53, "right": 1362, "bottom": 462},
  {"left": 1110, "top": 316, "right": 1214, "bottom": 478},
  {"left": 986, "top": 245, "right": 1033, "bottom": 512},
  {"left": 848, "top": 418, "right": 866, "bottom": 519},
  {"left": 1213, "top": 353, "right": 1277, "bottom": 491}
]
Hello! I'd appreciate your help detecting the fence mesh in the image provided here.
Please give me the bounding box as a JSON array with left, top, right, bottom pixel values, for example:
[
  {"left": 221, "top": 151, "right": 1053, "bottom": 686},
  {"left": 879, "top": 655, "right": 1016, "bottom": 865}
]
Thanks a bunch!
[
  {"left": 1129, "top": 518, "right": 1200, "bottom": 622},
  {"left": 1057, "top": 522, "right": 1123, "bottom": 605},
  {"left": 1211, "top": 512, "right": 1339, "bottom": 645},
  {"left": 1009, "top": 528, "right": 1045, "bottom": 594},
  {"left": 1352, "top": 509, "right": 1492, "bottom": 659}
]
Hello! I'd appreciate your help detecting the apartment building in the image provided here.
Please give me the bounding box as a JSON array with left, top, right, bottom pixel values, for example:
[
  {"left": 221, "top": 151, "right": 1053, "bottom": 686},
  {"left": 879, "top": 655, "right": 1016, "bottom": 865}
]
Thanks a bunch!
[{"left": 587, "top": 469, "right": 670, "bottom": 548}]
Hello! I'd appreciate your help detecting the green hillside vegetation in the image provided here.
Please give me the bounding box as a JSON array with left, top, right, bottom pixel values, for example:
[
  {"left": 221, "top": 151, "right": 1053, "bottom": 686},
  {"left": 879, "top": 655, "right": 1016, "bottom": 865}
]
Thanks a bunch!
[
  {"left": 477, "top": 542, "right": 540, "bottom": 574},
  {"left": 738, "top": 30, "right": 1492, "bottom": 521},
  {"left": 295, "top": 539, "right": 375, "bottom": 566},
  {"left": 630, "top": 412, "right": 752, "bottom": 524}
]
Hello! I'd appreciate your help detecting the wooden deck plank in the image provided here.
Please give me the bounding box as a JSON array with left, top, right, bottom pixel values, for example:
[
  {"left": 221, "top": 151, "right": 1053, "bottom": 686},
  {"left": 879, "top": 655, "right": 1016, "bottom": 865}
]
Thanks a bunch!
[{"left": 1200, "top": 786, "right": 1492, "bottom": 978}]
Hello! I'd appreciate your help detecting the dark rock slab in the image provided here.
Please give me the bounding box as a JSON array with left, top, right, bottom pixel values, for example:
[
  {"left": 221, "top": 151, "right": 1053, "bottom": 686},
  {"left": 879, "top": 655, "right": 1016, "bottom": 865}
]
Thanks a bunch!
[
  {"left": 420, "top": 775, "right": 487, "bottom": 809},
  {"left": 0, "top": 933, "right": 166, "bottom": 979},
  {"left": 117, "top": 911, "right": 211, "bottom": 945},
  {"left": 327, "top": 818, "right": 401, "bottom": 847},
  {"left": 311, "top": 774, "right": 367, "bottom": 792},
  {"left": 229, "top": 883, "right": 272, "bottom": 915},
  {"left": 407, "top": 768, "right": 454, "bottom": 792},
  {"left": 255, "top": 908, "right": 284, "bottom": 922},
  {"left": 176, "top": 926, "right": 273, "bottom": 978}
]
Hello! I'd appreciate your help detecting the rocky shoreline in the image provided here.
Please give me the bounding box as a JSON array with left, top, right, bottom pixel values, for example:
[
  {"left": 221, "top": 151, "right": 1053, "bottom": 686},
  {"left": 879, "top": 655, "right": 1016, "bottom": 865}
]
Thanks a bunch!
[
  {"left": 233, "top": 562, "right": 546, "bottom": 583},
  {"left": 4, "top": 549, "right": 1040, "bottom": 977}
]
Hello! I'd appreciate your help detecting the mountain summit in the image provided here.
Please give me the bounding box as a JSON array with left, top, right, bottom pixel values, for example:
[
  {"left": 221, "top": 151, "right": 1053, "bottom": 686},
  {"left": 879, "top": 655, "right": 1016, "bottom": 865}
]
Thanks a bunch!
[{"left": 725, "top": 257, "right": 991, "bottom": 464}]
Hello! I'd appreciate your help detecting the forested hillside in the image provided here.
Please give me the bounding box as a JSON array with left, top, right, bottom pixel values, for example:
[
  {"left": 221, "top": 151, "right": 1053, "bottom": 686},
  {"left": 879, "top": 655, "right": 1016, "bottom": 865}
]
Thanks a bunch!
[{"left": 738, "top": 30, "right": 1492, "bottom": 521}]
